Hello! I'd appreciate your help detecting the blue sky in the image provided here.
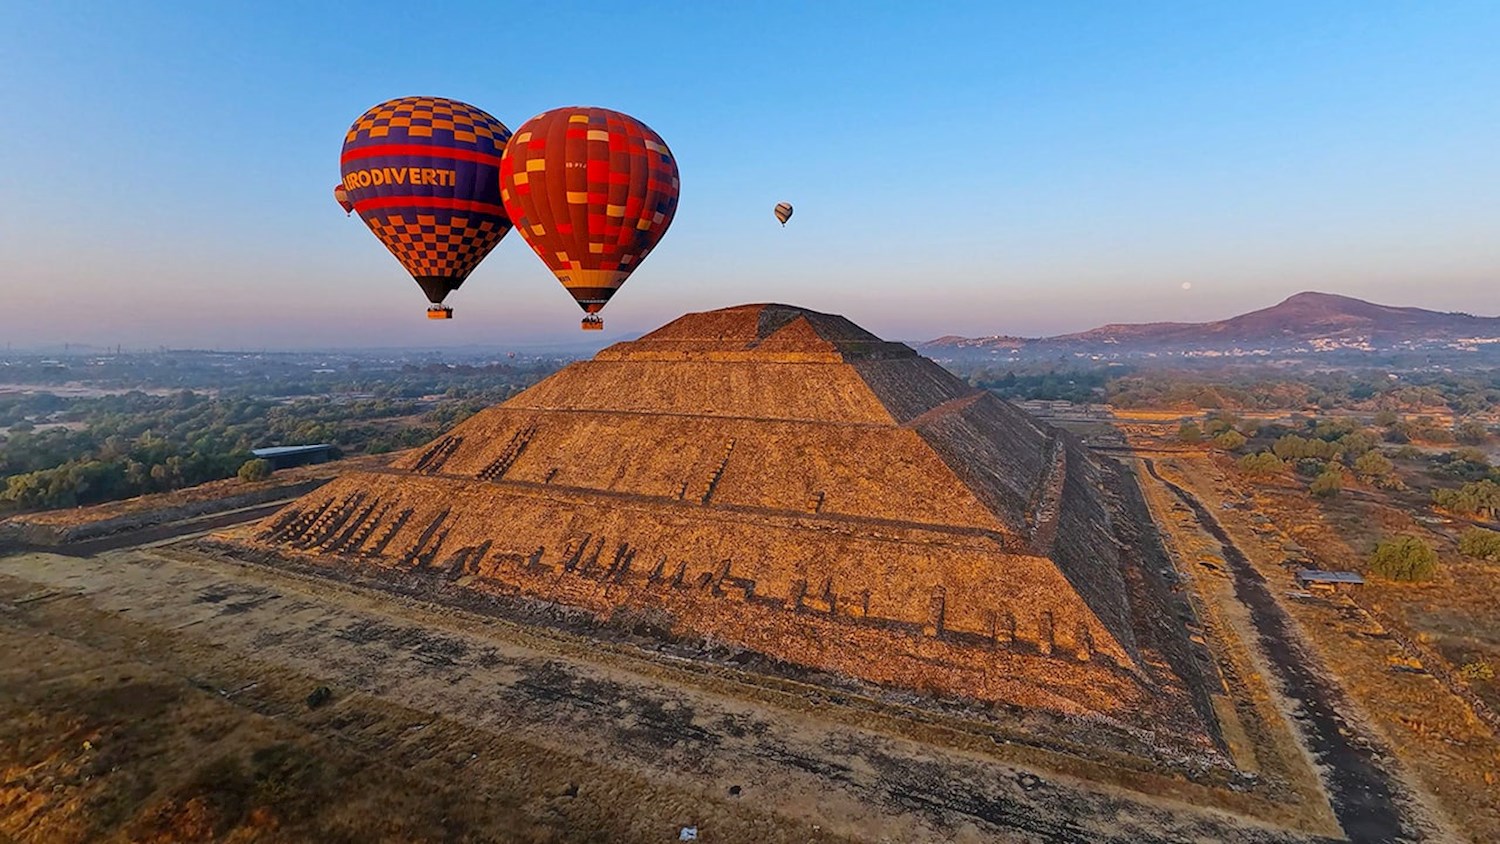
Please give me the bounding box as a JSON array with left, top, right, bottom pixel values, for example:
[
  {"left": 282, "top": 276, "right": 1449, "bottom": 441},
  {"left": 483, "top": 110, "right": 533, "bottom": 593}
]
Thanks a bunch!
[{"left": 2, "top": 1, "right": 1498, "bottom": 348}]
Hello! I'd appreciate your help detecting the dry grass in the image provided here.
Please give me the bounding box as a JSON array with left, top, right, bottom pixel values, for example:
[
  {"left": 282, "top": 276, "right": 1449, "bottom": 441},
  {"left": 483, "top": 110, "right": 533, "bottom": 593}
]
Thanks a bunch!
[
  {"left": 0, "top": 574, "right": 867, "bottom": 844},
  {"left": 1155, "top": 451, "right": 1500, "bottom": 839}
]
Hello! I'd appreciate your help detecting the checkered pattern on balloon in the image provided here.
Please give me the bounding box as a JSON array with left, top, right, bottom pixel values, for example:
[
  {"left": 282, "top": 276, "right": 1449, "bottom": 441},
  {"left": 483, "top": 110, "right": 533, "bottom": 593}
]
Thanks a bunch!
[{"left": 339, "top": 97, "right": 514, "bottom": 300}]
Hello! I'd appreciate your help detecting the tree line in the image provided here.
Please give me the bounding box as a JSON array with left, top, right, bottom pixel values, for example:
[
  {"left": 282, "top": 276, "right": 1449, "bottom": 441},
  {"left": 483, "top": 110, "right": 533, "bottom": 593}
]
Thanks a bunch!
[{"left": 1, "top": 365, "right": 559, "bottom": 513}]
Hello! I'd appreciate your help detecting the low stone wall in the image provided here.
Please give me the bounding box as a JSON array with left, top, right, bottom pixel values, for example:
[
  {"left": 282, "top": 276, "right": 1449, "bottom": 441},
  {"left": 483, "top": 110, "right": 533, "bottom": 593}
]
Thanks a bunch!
[
  {"left": 1354, "top": 596, "right": 1500, "bottom": 735},
  {"left": 1, "top": 479, "right": 328, "bottom": 547}
]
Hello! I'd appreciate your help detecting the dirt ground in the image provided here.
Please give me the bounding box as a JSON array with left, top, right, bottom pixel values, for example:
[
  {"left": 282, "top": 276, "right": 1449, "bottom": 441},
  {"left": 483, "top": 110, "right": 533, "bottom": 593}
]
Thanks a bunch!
[
  {"left": 1125, "top": 432, "right": 1497, "bottom": 842},
  {"left": 6, "top": 425, "right": 1494, "bottom": 841},
  {"left": 2, "top": 536, "right": 1355, "bottom": 844}
]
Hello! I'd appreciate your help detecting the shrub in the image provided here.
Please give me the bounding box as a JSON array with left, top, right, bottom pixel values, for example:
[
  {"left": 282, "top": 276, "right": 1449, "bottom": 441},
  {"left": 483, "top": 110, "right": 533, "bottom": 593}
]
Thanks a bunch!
[
  {"left": 1458, "top": 661, "right": 1495, "bottom": 682},
  {"left": 1420, "top": 427, "right": 1455, "bottom": 444},
  {"left": 1237, "top": 452, "right": 1284, "bottom": 477},
  {"left": 1296, "top": 458, "right": 1328, "bottom": 478},
  {"left": 1177, "top": 422, "right": 1203, "bottom": 444},
  {"left": 1353, "top": 451, "right": 1395, "bottom": 481},
  {"left": 1212, "top": 430, "right": 1247, "bottom": 452},
  {"left": 1455, "top": 419, "right": 1491, "bottom": 445},
  {"left": 1430, "top": 450, "right": 1494, "bottom": 481},
  {"left": 237, "top": 458, "right": 272, "bottom": 483},
  {"left": 1451, "top": 447, "right": 1492, "bottom": 466},
  {"left": 1310, "top": 469, "right": 1342, "bottom": 498},
  {"left": 1458, "top": 527, "right": 1500, "bottom": 562},
  {"left": 1370, "top": 536, "right": 1438, "bottom": 582},
  {"left": 1337, "top": 431, "right": 1375, "bottom": 459},
  {"left": 1274, "top": 434, "right": 1341, "bottom": 461},
  {"left": 1432, "top": 479, "right": 1500, "bottom": 519},
  {"left": 1204, "top": 412, "right": 1241, "bottom": 437}
]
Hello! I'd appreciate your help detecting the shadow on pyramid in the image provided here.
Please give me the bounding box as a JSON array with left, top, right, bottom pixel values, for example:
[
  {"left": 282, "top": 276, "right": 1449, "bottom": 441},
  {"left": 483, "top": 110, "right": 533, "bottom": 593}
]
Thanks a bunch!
[{"left": 248, "top": 304, "right": 1193, "bottom": 718}]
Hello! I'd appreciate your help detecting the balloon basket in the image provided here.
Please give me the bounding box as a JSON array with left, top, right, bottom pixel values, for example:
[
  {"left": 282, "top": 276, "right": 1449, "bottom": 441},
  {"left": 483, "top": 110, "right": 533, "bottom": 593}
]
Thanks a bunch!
[
  {"left": 581, "top": 316, "right": 604, "bottom": 331},
  {"left": 427, "top": 306, "right": 453, "bottom": 320}
]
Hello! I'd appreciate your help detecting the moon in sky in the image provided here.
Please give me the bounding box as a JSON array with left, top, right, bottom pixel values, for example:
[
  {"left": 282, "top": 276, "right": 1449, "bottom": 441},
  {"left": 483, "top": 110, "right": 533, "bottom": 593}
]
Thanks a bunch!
[{"left": 1181, "top": 282, "right": 1192, "bottom": 290}]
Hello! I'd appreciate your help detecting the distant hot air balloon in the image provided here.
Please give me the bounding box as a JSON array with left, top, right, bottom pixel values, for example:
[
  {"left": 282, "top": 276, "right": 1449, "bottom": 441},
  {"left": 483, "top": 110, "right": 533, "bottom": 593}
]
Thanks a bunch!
[
  {"left": 333, "top": 184, "right": 354, "bottom": 215},
  {"left": 499, "top": 107, "right": 679, "bottom": 330},
  {"left": 339, "top": 96, "right": 513, "bottom": 319},
  {"left": 774, "top": 202, "right": 793, "bottom": 226}
]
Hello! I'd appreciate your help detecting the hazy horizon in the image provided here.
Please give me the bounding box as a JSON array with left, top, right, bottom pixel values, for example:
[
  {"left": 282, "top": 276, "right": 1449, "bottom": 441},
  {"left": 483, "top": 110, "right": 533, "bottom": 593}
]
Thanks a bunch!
[
  {"left": 6, "top": 286, "right": 1500, "bottom": 355},
  {"left": 4, "top": 2, "right": 1499, "bottom": 349}
]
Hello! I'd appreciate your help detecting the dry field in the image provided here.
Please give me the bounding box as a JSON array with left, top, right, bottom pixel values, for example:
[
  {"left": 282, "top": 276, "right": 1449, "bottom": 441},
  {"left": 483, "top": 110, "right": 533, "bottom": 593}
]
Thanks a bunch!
[
  {"left": 1124, "top": 423, "right": 1499, "bottom": 842},
  {"left": 0, "top": 454, "right": 397, "bottom": 547},
  {"left": 3, "top": 421, "right": 1493, "bottom": 840},
  {"left": 2, "top": 539, "right": 1348, "bottom": 844}
]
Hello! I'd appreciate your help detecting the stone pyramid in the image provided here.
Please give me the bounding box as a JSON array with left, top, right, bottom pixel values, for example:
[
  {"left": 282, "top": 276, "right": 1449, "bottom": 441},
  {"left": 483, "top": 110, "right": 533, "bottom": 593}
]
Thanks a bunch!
[{"left": 250, "top": 304, "right": 1149, "bottom": 711}]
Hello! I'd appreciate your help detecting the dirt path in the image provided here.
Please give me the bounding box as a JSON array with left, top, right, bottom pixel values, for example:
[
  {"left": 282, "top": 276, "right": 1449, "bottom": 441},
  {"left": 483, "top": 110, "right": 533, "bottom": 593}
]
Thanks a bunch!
[
  {"left": 0, "top": 543, "right": 1331, "bottom": 843},
  {"left": 1143, "top": 459, "right": 1426, "bottom": 843}
]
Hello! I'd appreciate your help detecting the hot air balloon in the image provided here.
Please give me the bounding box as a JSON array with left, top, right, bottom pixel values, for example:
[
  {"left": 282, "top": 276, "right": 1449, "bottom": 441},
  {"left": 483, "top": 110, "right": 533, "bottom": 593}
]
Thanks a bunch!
[
  {"left": 774, "top": 202, "right": 793, "bottom": 226},
  {"left": 499, "top": 107, "right": 679, "bottom": 330},
  {"left": 333, "top": 184, "right": 354, "bottom": 215},
  {"left": 339, "top": 96, "right": 513, "bottom": 319}
]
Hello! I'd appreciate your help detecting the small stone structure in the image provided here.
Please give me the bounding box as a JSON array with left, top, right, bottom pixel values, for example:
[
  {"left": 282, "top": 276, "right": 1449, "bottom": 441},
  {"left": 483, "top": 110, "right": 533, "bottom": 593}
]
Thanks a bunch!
[
  {"left": 1295, "top": 568, "right": 1365, "bottom": 594},
  {"left": 252, "top": 444, "right": 335, "bottom": 470}
]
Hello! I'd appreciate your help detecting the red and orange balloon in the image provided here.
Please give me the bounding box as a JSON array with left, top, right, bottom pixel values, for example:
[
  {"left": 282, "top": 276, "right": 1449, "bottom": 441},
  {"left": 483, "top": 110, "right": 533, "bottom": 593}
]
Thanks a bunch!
[{"left": 499, "top": 107, "right": 680, "bottom": 329}]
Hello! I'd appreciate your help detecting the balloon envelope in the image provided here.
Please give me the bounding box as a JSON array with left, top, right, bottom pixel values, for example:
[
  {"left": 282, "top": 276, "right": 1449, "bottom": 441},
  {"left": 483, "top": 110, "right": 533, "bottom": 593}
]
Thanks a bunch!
[
  {"left": 339, "top": 96, "right": 513, "bottom": 306},
  {"left": 333, "top": 184, "right": 354, "bottom": 214},
  {"left": 774, "top": 202, "right": 793, "bottom": 226},
  {"left": 499, "top": 106, "right": 679, "bottom": 317}
]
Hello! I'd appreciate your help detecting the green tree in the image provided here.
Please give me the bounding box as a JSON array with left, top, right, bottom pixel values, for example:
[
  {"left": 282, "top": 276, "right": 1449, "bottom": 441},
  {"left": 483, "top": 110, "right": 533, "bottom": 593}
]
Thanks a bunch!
[
  {"left": 1274, "top": 434, "right": 1341, "bottom": 461},
  {"left": 1310, "top": 469, "right": 1343, "bottom": 498},
  {"left": 1238, "top": 452, "right": 1284, "bottom": 477},
  {"left": 1295, "top": 458, "right": 1328, "bottom": 478},
  {"left": 1337, "top": 431, "right": 1375, "bottom": 459},
  {"left": 1455, "top": 419, "right": 1491, "bottom": 445},
  {"left": 1430, "top": 449, "right": 1493, "bottom": 482},
  {"left": 1433, "top": 479, "right": 1500, "bottom": 519},
  {"left": 1177, "top": 421, "right": 1203, "bottom": 444},
  {"left": 1374, "top": 410, "right": 1399, "bottom": 427},
  {"left": 1204, "top": 412, "right": 1241, "bottom": 437},
  {"left": 237, "top": 458, "right": 273, "bottom": 483},
  {"left": 1370, "top": 536, "right": 1438, "bottom": 582},
  {"left": 1353, "top": 451, "right": 1395, "bottom": 482},
  {"left": 1212, "top": 430, "right": 1247, "bottom": 451},
  {"left": 1458, "top": 527, "right": 1500, "bottom": 562}
]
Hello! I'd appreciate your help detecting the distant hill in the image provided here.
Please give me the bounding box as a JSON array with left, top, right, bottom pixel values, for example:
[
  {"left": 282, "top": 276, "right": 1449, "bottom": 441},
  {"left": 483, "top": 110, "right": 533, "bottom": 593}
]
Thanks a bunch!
[{"left": 922, "top": 291, "right": 1500, "bottom": 359}]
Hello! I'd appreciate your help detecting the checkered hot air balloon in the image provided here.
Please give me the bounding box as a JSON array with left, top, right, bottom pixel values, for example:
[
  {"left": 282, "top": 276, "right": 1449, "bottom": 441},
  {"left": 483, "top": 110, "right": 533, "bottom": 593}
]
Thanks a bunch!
[
  {"left": 333, "top": 184, "right": 353, "bottom": 215},
  {"left": 499, "top": 107, "right": 680, "bottom": 330},
  {"left": 339, "top": 96, "right": 513, "bottom": 320}
]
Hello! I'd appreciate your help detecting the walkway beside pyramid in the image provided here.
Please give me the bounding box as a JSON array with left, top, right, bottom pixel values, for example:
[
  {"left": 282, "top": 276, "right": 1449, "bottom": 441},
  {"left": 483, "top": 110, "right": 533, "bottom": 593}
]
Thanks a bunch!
[{"left": 248, "top": 305, "right": 1153, "bottom": 712}]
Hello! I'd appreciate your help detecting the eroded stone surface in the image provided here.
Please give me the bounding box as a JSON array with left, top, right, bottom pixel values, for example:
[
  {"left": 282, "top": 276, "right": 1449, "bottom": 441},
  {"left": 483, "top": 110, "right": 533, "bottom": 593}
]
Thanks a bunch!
[{"left": 238, "top": 305, "right": 1173, "bottom": 720}]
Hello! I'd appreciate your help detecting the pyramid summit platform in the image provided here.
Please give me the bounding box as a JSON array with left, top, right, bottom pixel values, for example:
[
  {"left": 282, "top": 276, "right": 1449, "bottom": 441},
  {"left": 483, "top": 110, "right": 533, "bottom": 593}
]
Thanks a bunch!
[{"left": 244, "top": 304, "right": 1205, "bottom": 720}]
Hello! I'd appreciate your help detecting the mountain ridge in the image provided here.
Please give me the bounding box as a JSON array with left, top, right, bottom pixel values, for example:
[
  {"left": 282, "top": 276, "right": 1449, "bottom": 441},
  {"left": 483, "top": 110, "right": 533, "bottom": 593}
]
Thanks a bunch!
[{"left": 923, "top": 291, "right": 1500, "bottom": 355}]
